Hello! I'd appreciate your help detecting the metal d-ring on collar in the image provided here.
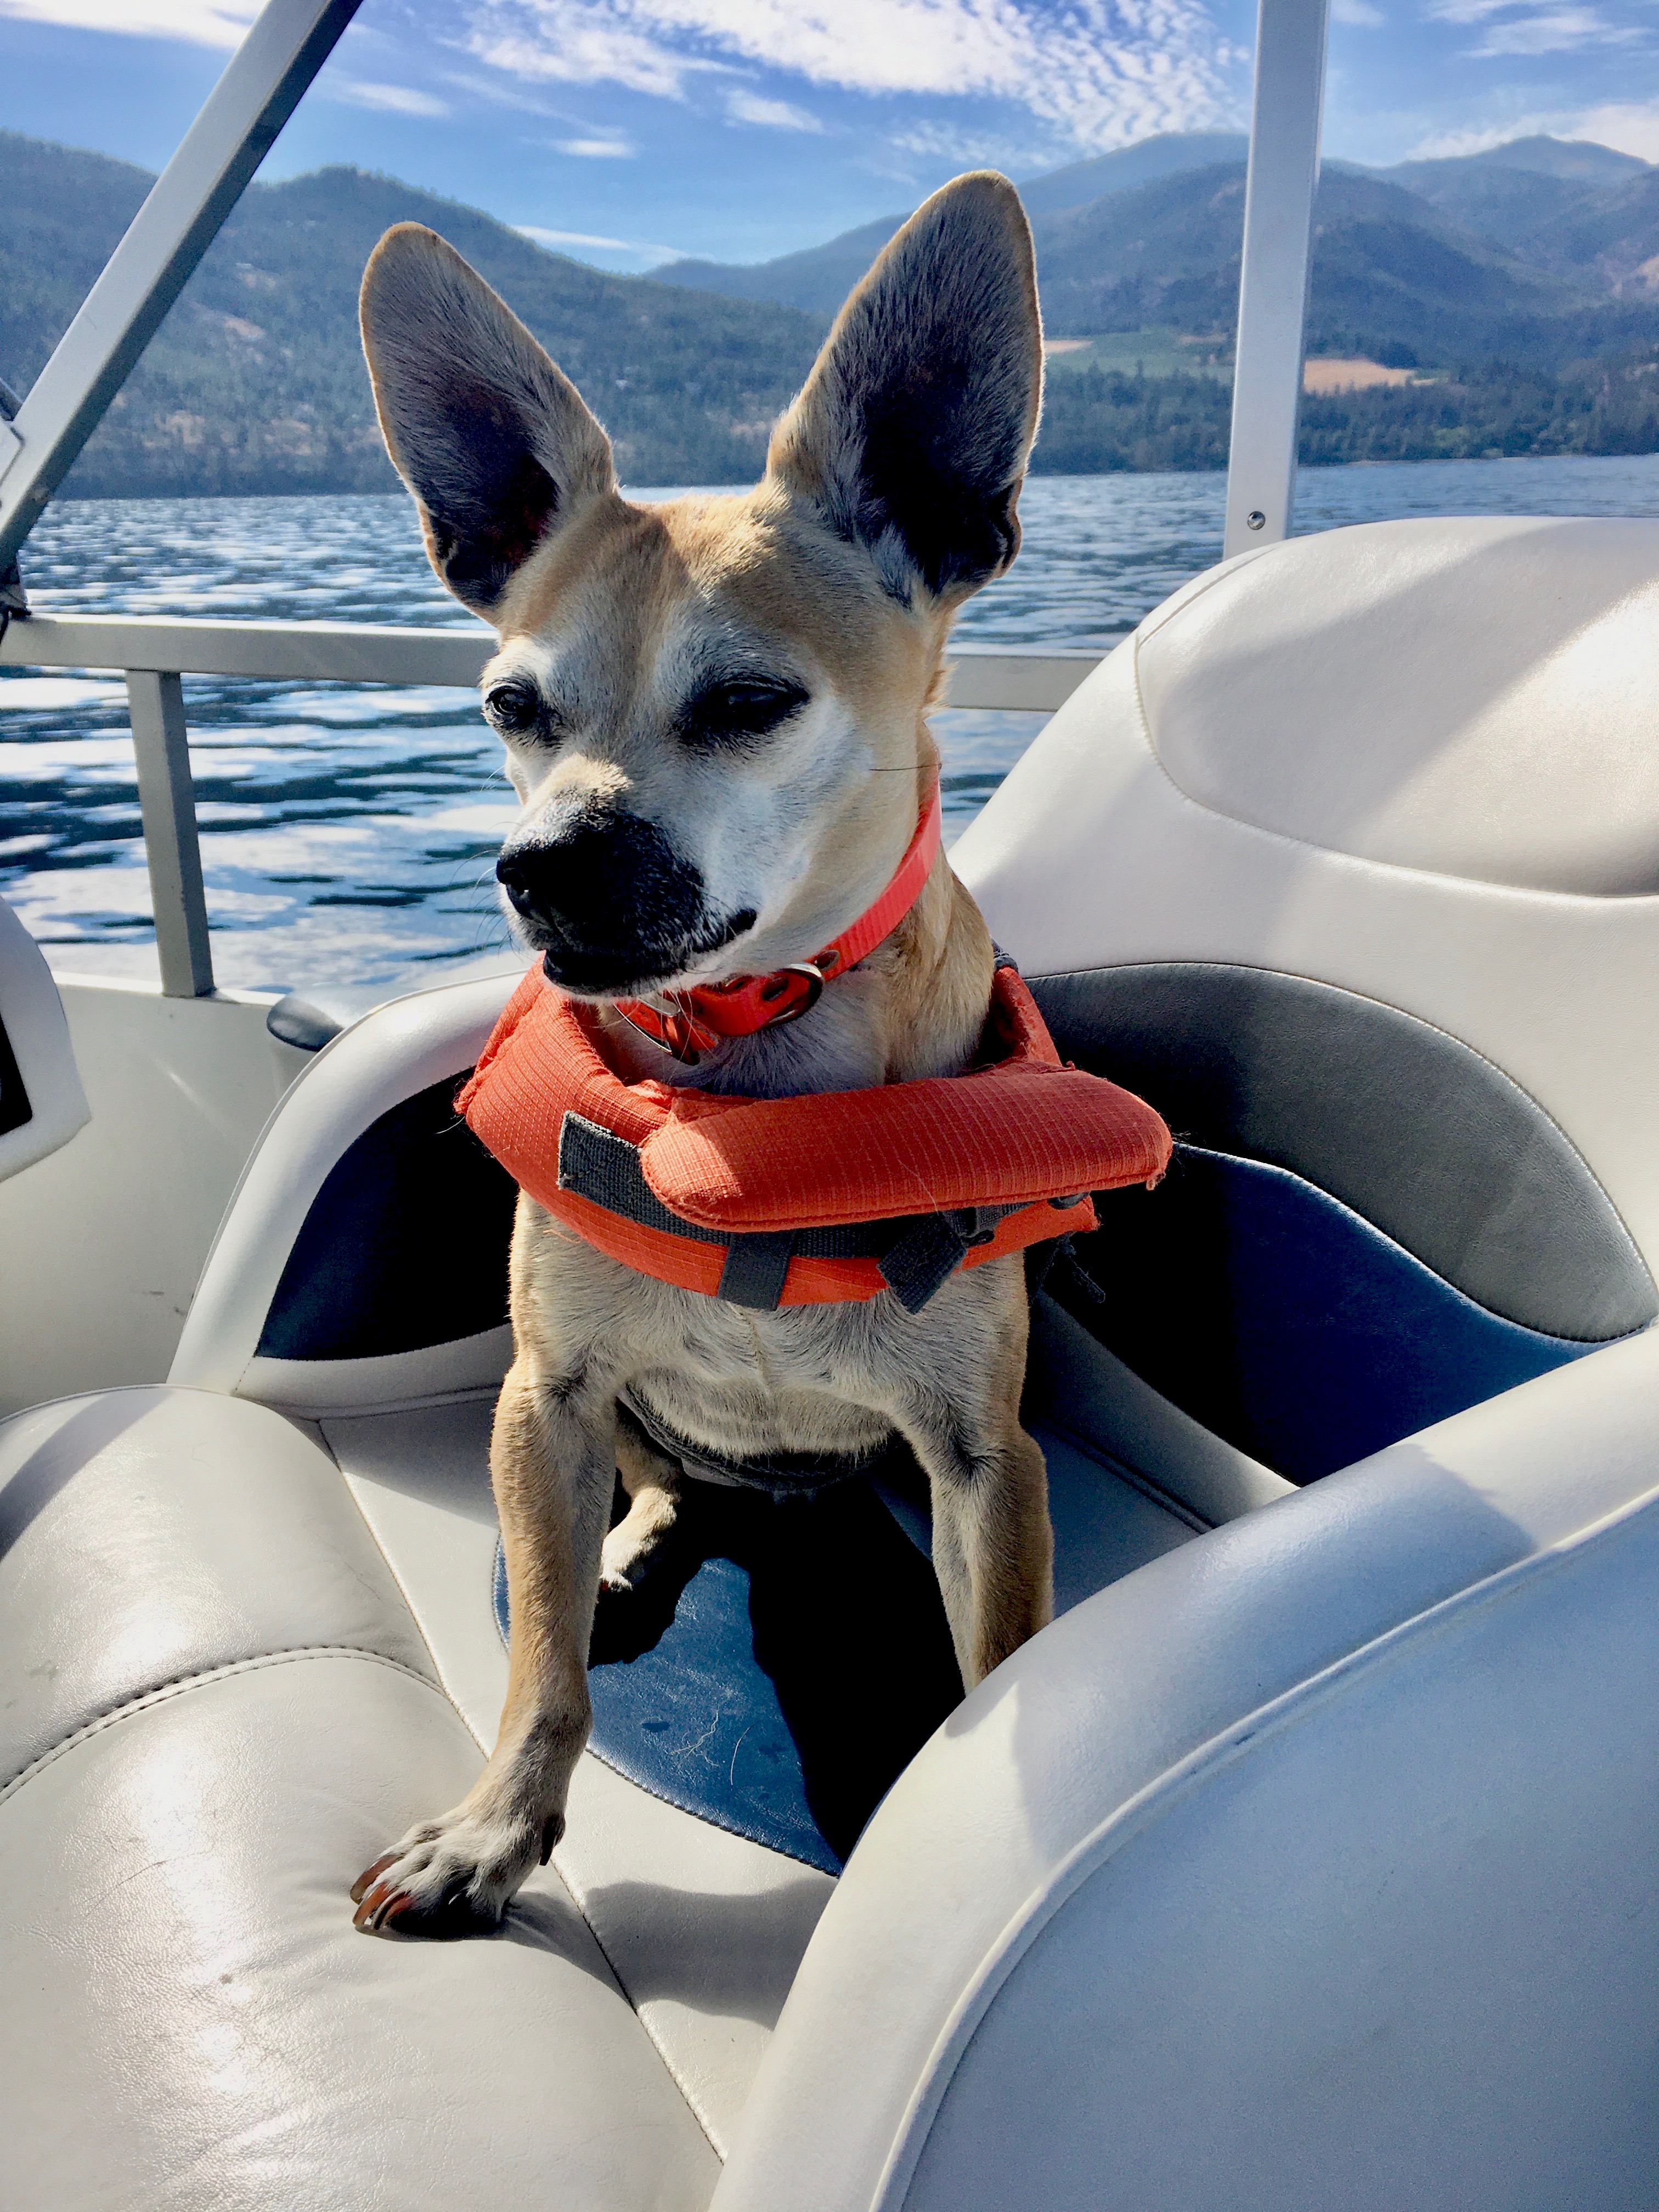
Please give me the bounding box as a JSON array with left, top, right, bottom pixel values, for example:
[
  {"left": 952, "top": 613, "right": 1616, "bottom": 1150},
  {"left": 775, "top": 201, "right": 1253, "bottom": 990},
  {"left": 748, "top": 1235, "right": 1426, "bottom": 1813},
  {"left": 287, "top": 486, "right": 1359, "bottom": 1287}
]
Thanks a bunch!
[{"left": 757, "top": 961, "right": 827, "bottom": 1022}]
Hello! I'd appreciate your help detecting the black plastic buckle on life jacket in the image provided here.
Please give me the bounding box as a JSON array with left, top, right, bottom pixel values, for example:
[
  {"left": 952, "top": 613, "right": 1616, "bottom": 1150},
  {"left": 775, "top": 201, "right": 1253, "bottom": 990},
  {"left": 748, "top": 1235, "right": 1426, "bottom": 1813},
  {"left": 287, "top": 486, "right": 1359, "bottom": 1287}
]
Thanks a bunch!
[{"left": 876, "top": 1205, "right": 1008, "bottom": 1313}]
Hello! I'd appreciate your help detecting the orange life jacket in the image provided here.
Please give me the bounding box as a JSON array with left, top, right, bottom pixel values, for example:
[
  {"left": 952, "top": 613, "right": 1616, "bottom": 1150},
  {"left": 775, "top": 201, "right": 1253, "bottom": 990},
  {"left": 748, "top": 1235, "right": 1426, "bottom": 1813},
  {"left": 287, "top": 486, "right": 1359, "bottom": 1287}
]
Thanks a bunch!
[{"left": 459, "top": 960, "right": 1172, "bottom": 1314}]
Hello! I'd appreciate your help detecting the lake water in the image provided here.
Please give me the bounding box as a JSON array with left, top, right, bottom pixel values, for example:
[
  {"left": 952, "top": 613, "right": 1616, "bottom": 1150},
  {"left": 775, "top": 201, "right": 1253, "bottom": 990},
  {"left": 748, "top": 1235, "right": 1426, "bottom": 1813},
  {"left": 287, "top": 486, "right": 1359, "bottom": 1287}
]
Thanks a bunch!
[{"left": 5, "top": 452, "right": 1659, "bottom": 991}]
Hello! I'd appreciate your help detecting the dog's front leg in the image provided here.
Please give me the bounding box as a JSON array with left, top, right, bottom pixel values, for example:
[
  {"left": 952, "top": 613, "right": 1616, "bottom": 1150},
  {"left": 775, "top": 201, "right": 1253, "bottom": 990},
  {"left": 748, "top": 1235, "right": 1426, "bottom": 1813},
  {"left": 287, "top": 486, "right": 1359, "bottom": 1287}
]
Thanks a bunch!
[
  {"left": 600, "top": 1403, "right": 682, "bottom": 1592},
  {"left": 351, "top": 1353, "right": 615, "bottom": 1934},
  {"left": 907, "top": 1405, "right": 1053, "bottom": 1690},
  {"left": 893, "top": 1285, "right": 1054, "bottom": 1689}
]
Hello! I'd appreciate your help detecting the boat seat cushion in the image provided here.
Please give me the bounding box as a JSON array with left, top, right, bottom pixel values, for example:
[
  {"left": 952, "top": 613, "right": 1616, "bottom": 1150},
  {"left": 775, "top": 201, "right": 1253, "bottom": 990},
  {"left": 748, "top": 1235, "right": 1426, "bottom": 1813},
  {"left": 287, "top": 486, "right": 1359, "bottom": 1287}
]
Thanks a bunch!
[
  {"left": 0, "top": 1385, "right": 439, "bottom": 1785},
  {"left": 492, "top": 1416, "right": 1198, "bottom": 1877},
  {"left": 0, "top": 1387, "right": 719, "bottom": 2212},
  {"left": 1131, "top": 514, "right": 1659, "bottom": 896}
]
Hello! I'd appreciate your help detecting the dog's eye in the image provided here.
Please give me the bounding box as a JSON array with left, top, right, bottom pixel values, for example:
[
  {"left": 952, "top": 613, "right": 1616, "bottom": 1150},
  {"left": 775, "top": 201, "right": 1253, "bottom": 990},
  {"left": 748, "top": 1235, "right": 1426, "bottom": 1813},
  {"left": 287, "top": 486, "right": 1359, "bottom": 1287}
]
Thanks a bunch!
[
  {"left": 483, "top": 680, "right": 543, "bottom": 736},
  {"left": 682, "top": 680, "right": 808, "bottom": 749}
]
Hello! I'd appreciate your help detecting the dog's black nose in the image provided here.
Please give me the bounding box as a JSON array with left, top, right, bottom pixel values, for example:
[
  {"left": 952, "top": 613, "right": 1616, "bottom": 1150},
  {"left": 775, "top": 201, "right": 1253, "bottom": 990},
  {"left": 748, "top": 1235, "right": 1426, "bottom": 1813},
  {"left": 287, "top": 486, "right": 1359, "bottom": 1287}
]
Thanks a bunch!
[{"left": 496, "top": 810, "right": 708, "bottom": 989}]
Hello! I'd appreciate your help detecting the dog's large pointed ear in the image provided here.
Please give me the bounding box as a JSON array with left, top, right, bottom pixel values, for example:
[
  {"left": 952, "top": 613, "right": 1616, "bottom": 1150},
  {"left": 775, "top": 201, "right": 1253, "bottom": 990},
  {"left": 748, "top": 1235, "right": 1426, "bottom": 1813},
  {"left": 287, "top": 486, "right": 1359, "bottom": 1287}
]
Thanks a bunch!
[
  {"left": 360, "top": 224, "right": 616, "bottom": 616},
  {"left": 767, "top": 172, "right": 1042, "bottom": 607}
]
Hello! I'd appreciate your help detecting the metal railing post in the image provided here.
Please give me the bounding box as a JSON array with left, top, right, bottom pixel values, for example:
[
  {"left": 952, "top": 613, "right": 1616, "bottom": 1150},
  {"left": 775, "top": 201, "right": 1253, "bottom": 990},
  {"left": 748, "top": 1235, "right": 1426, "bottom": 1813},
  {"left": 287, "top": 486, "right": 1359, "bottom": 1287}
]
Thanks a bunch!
[
  {"left": 1223, "top": 0, "right": 1331, "bottom": 559},
  {"left": 126, "top": 670, "right": 213, "bottom": 997}
]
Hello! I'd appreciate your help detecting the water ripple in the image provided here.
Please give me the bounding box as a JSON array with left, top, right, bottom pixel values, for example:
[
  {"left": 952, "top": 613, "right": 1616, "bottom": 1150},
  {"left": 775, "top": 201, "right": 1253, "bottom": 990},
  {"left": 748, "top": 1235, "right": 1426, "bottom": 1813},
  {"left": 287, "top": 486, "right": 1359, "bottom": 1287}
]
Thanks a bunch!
[{"left": 5, "top": 456, "right": 1658, "bottom": 989}]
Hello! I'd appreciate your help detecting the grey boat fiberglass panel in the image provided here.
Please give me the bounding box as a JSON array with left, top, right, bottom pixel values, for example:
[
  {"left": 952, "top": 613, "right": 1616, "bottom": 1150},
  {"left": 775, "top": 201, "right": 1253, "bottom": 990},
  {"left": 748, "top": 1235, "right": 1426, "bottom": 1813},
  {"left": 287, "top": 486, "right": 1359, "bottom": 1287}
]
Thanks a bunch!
[{"left": 1031, "top": 961, "right": 1655, "bottom": 1343}]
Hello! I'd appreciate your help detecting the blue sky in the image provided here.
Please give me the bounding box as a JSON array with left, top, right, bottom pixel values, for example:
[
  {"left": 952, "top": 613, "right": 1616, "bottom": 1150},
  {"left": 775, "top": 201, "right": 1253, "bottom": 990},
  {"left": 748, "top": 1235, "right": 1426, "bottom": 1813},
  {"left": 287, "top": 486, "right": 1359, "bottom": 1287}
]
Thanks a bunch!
[{"left": 2, "top": 0, "right": 1656, "bottom": 271}]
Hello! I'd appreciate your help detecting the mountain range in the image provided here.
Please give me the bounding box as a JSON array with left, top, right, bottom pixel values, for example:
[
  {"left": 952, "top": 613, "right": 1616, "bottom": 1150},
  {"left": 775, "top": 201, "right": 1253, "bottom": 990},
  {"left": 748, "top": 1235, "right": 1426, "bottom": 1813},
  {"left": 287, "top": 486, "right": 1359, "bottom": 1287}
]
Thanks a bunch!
[
  {"left": 655, "top": 130, "right": 1659, "bottom": 370},
  {"left": 4, "top": 124, "right": 1659, "bottom": 503}
]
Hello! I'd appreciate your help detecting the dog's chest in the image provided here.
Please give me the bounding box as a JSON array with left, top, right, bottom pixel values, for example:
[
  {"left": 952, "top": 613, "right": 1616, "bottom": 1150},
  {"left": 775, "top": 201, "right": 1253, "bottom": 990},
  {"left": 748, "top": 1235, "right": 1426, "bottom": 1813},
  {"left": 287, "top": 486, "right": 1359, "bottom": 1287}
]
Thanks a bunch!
[{"left": 525, "top": 1208, "right": 1013, "bottom": 1461}]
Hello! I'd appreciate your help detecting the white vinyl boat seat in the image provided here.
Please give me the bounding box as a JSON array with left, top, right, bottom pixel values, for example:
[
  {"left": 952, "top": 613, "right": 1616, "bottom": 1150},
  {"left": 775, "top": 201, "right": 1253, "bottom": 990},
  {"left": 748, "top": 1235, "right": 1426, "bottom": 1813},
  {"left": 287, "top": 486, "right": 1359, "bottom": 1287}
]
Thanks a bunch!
[
  {"left": 0, "top": 890, "right": 88, "bottom": 1183},
  {"left": 1033, "top": 961, "right": 1655, "bottom": 1478},
  {"left": 5, "top": 514, "right": 1659, "bottom": 2208}
]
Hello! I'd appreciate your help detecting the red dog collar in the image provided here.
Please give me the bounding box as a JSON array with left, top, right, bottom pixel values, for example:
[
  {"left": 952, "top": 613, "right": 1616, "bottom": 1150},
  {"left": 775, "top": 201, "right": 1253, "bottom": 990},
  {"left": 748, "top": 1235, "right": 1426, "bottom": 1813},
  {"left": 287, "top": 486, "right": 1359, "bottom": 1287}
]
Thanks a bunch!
[{"left": 611, "top": 777, "right": 944, "bottom": 1061}]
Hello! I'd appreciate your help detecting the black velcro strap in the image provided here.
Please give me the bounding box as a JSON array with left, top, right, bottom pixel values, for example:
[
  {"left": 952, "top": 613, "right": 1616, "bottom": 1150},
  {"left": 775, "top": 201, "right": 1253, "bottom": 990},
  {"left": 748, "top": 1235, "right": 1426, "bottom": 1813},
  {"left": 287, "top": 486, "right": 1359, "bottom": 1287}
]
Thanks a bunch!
[
  {"left": 879, "top": 1216, "right": 967, "bottom": 1313},
  {"left": 879, "top": 1205, "right": 1013, "bottom": 1314},
  {"left": 718, "top": 1232, "right": 796, "bottom": 1310},
  {"left": 558, "top": 1111, "right": 726, "bottom": 1244}
]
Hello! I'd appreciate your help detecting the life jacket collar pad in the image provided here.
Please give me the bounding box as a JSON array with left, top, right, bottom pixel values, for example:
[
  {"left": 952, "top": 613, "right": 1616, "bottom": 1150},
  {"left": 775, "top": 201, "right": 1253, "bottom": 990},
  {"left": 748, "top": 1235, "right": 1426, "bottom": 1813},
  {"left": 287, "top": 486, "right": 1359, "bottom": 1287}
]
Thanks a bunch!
[{"left": 459, "top": 961, "right": 1172, "bottom": 1311}]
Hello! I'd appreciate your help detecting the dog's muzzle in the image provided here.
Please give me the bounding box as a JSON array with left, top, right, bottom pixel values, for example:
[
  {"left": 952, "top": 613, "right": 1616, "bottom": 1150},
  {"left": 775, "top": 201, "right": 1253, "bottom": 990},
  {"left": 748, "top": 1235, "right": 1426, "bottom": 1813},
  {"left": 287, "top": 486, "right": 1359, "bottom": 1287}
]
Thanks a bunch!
[{"left": 497, "top": 809, "right": 738, "bottom": 994}]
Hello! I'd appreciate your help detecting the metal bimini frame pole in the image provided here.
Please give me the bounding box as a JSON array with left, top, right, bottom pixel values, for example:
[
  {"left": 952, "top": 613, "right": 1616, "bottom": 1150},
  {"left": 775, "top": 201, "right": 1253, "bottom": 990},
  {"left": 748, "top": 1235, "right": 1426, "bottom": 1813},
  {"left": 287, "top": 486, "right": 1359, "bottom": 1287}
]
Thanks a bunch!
[
  {"left": 1223, "top": 0, "right": 1331, "bottom": 558},
  {"left": 0, "top": 0, "right": 363, "bottom": 576}
]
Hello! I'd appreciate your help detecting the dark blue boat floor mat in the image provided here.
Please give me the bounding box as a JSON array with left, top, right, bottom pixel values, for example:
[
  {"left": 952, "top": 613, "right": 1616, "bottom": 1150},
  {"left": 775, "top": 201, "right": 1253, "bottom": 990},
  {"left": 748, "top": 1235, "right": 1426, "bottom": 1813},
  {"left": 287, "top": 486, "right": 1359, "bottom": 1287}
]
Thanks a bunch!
[{"left": 492, "top": 1425, "right": 1191, "bottom": 1876}]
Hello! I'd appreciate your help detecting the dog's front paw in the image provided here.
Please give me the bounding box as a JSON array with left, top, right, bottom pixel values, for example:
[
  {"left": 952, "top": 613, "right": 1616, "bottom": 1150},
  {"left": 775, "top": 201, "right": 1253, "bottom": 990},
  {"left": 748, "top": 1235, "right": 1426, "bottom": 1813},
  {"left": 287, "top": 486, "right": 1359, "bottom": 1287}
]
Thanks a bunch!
[
  {"left": 599, "top": 1518, "right": 664, "bottom": 1593},
  {"left": 349, "top": 1805, "right": 562, "bottom": 1937},
  {"left": 600, "top": 1495, "right": 679, "bottom": 1592}
]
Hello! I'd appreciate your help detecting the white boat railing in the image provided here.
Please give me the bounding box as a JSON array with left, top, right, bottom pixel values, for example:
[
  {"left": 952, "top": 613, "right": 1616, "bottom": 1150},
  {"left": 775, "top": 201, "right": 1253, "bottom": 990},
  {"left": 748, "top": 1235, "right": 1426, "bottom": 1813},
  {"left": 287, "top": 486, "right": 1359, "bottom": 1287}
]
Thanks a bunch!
[{"left": 0, "top": 613, "right": 1110, "bottom": 997}]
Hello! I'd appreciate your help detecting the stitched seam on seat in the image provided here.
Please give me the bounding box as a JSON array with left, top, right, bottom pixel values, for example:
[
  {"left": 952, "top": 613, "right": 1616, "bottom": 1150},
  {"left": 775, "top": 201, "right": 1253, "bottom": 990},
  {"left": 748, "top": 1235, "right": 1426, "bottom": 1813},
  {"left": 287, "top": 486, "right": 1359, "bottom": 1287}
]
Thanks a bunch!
[
  {"left": 548, "top": 1837, "right": 730, "bottom": 2164},
  {"left": 323, "top": 1457, "right": 710, "bottom": 2148},
  {"left": 0, "top": 1645, "right": 449, "bottom": 1807},
  {"left": 321, "top": 1444, "right": 484, "bottom": 1751},
  {"left": 1035, "top": 1415, "right": 1212, "bottom": 1534}
]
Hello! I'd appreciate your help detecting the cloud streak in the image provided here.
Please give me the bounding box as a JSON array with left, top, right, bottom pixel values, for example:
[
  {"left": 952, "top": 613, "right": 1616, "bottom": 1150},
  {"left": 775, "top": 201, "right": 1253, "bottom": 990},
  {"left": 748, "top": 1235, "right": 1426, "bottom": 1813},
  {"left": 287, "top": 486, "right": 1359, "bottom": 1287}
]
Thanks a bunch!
[
  {"left": 724, "top": 87, "right": 826, "bottom": 131},
  {"left": 0, "top": 0, "right": 256, "bottom": 42},
  {"left": 1468, "top": 2, "right": 1635, "bottom": 51},
  {"left": 518, "top": 222, "right": 682, "bottom": 255},
  {"left": 330, "top": 80, "right": 452, "bottom": 117},
  {"left": 464, "top": 0, "right": 1240, "bottom": 151},
  {"left": 1424, "top": 0, "right": 1642, "bottom": 53}
]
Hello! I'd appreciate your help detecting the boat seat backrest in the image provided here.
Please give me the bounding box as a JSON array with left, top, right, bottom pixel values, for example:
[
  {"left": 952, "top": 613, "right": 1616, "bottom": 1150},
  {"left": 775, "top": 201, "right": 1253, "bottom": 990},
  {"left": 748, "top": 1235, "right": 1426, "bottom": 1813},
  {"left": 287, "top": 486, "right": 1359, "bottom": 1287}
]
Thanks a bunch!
[
  {"left": 170, "top": 972, "right": 519, "bottom": 1413},
  {"left": 955, "top": 515, "right": 1659, "bottom": 1485}
]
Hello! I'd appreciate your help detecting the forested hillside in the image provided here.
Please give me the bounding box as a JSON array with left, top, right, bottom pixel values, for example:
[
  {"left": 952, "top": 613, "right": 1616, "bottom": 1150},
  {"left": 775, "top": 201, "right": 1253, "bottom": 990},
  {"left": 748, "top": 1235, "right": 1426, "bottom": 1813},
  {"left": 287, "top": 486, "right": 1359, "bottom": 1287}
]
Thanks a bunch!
[
  {"left": 7, "top": 124, "right": 1659, "bottom": 496},
  {"left": 1037, "top": 357, "right": 1659, "bottom": 472},
  {"left": 0, "top": 132, "right": 824, "bottom": 497}
]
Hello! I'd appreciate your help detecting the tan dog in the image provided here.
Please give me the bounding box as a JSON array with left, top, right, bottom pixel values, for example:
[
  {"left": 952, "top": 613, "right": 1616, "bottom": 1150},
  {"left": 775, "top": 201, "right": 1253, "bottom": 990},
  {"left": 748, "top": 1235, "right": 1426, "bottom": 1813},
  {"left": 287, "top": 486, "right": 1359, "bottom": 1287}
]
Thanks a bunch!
[{"left": 351, "top": 172, "right": 1052, "bottom": 1935}]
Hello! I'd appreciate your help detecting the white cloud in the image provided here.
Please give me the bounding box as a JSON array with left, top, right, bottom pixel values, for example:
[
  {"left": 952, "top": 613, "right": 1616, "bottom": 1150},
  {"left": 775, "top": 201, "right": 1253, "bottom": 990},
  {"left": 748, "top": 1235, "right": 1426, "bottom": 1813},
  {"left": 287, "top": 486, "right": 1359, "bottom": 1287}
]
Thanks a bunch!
[
  {"left": 724, "top": 87, "right": 826, "bottom": 131},
  {"left": 1425, "top": 0, "right": 1643, "bottom": 51},
  {"left": 554, "top": 133, "right": 636, "bottom": 154},
  {"left": 1468, "top": 3, "right": 1634, "bottom": 52},
  {"left": 881, "top": 116, "right": 1054, "bottom": 169},
  {"left": 464, "top": 0, "right": 1239, "bottom": 152},
  {"left": 330, "top": 80, "right": 452, "bottom": 117},
  {"left": 0, "top": 0, "right": 255, "bottom": 42},
  {"left": 1331, "top": 0, "right": 1385, "bottom": 22},
  {"left": 469, "top": 19, "right": 719, "bottom": 99},
  {"left": 1573, "top": 101, "right": 1659, "bottom": 162},
  {"left": 518, "top": 222, "right": 682, "bottom": 253}
]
